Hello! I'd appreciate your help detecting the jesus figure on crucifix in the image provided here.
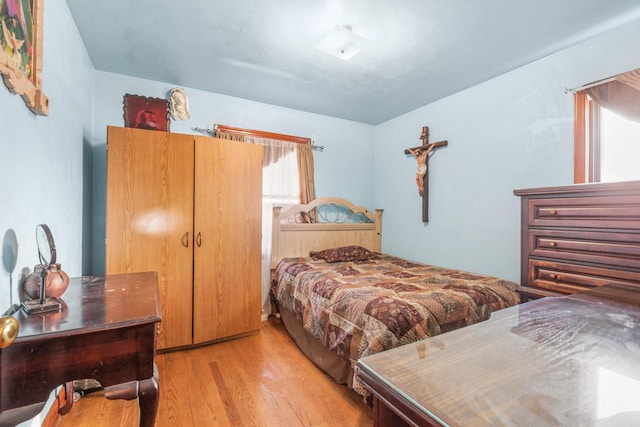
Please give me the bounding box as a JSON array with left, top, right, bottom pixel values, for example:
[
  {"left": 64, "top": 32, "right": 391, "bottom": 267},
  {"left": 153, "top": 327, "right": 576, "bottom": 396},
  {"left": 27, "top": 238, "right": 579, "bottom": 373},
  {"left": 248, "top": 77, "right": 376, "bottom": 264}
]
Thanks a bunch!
[
  {"left": 407, "top": 145, "right": 435, "bottom": 196},
  {"left": 404, "top": 125, "right": 448, "bottom": 222}
]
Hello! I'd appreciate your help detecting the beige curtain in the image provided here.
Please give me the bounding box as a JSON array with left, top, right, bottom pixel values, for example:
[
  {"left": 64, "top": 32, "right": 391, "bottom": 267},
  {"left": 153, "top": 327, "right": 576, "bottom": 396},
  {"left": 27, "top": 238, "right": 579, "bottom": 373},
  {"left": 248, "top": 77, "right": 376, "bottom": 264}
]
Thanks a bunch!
[
  {"left": 585, "top": 69, "right": 640, "bottom": 122},
  {"left": 297, "top": 143, "right": 317, "bottom": 222},
  {"left": 297, "top": 143, "right": 316, "bottom": 204},
  {"left": 215, "top": 130, "right": 245, "bottom": 141}
]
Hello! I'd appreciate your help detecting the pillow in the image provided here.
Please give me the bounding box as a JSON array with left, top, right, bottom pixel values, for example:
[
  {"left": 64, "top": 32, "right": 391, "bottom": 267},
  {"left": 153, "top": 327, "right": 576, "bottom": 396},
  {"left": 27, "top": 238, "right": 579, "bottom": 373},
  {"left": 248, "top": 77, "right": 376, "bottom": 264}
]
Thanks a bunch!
[{"left": 309, "top": 245, "right": 379, "bottom": 263}]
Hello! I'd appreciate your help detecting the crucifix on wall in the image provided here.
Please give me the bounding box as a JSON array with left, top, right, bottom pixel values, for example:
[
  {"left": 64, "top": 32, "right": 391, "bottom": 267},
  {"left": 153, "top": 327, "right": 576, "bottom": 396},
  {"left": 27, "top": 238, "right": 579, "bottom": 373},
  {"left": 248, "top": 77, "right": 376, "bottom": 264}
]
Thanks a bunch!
[{"left": 404, "top": 126, "right": 448, "bottom": 222}]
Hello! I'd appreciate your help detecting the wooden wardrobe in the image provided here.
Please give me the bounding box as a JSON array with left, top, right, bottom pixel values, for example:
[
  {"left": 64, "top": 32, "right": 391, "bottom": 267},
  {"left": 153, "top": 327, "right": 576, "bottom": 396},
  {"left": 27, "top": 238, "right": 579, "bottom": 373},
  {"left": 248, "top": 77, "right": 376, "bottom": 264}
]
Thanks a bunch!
[{"left": 105, "top": 126, "right": 262, "bottom": 350}]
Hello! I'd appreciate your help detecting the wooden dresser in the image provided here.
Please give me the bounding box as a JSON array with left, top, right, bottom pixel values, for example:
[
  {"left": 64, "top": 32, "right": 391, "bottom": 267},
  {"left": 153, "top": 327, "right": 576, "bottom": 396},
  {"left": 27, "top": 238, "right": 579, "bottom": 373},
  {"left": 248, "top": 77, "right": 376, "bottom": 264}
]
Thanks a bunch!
[{"left": 514, "top": 180, "right": 640, "bottom": 301}]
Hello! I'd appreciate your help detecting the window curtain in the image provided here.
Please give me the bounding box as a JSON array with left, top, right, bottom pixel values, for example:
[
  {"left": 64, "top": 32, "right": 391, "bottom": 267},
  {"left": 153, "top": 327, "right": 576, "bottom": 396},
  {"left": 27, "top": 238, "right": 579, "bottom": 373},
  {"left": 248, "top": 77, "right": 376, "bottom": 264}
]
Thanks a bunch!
[
  {"left": 216, "top": 130, "right": 315, "bottom": 316},
  {"left": 585, "top": 69, "right": 640, "bottom": 122},
  {"left": 297, "top": 143, "right": 315, "bottom": 204},
  {"left": 297, "top": 143, "right": 317, "bottom": 222}
]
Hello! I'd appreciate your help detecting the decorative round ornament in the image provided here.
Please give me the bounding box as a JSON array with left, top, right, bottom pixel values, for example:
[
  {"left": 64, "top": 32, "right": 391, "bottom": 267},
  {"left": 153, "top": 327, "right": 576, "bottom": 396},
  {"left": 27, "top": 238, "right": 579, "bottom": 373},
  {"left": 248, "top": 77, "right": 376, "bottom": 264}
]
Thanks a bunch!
[
  {"left": 0, "top": 316, "right": 18, "bottom": 348},
  {"left": 23, "top": 263, "right": 70, "bottom": 299}
]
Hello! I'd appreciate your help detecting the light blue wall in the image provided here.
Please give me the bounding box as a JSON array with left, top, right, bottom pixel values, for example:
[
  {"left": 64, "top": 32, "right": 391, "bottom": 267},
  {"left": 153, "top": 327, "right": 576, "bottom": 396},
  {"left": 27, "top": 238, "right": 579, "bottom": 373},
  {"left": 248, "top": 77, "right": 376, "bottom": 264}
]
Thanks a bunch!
[
  {"left": 0, "top": 1, "right": 94, "bottom": 425},
  {"left": 3, "top": 1, "right": 639, "bottom": 315},
  {"left": 89, "top": 72, "right": 374, "bottom": 274},
  {"left": 373, "top": 17, "right": 640, "bottom": 283},
  {"left": 0, "top": 0, "right": 94, "bottom": 313}
]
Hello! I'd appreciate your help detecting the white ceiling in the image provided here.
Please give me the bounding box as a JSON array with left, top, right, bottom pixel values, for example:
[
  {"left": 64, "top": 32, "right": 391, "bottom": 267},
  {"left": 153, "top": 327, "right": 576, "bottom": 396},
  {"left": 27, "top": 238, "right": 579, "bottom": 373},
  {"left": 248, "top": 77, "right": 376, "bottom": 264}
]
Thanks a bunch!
[{"left": 65, "top": 0, "right": 640, "bottom": 124}]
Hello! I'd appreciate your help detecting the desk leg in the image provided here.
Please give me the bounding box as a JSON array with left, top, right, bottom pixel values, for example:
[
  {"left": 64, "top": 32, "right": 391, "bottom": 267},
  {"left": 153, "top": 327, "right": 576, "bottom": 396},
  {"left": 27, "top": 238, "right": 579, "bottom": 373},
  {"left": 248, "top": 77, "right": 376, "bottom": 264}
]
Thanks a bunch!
[
  {"left": 104, "top": 364, "right": 159, "bottom": 427},
  {"left": 138, "top": 364, "right": 160, "bottom": 427},
  {"left": 58, "top": 381, "right": 74, "bottom": 415},
  {"left": 373, "top": 397, "right": 410, "bottom": 427}
]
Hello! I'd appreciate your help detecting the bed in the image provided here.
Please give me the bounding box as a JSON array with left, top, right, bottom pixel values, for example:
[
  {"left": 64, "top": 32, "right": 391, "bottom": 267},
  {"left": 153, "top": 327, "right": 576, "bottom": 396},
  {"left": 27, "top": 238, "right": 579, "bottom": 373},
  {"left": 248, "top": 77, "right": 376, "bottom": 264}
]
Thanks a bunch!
[{"left": 270, "top": 197, "right": 520, "bottom": 398}]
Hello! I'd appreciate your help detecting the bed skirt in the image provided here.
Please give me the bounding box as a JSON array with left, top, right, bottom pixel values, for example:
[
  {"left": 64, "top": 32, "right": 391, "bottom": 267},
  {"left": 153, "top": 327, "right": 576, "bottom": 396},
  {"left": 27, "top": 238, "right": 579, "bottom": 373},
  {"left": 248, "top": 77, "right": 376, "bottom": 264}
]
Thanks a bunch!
[{"left": 278, "top": 307, "right": 354, "bottom": 388}]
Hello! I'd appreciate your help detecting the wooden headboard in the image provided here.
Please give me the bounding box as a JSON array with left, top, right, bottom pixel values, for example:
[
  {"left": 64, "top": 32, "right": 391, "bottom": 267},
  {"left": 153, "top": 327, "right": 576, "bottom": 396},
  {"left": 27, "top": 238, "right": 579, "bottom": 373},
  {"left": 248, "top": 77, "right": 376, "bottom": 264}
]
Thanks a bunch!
[{"left": 270, "top": 197, "right": 383, "bottom": 269}]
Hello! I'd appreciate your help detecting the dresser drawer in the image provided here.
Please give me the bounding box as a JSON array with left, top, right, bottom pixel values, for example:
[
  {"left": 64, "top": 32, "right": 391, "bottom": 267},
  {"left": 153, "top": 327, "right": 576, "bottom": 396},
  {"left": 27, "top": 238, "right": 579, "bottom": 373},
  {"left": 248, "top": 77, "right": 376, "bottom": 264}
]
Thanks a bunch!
[
  {"left": 528, "top": 229, "right": 640, "bottom": 269},
  {"left": 528, "top": 259, "right": 640, "bottom": 295},
  {"left": 527, "top": 195, "right": 640, "bottom": 229}
]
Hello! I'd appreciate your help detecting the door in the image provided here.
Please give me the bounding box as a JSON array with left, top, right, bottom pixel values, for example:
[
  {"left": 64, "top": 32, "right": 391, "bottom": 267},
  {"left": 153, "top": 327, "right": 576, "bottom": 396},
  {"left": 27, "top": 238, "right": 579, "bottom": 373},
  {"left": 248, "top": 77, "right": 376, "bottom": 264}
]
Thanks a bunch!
[
  {"left": 106, "top": 126, "right": 194, "bottom": 349},
  {"left": 193, "top": 137, "right": 262, "bottom": 343}
]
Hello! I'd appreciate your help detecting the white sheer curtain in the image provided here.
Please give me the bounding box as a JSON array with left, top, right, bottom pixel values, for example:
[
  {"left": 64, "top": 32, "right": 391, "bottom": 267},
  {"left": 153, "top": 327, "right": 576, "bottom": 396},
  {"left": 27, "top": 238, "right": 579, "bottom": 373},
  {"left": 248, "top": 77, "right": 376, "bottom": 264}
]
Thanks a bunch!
[{"left": 244, "top": 137, "right": 300, "bottom": 318}]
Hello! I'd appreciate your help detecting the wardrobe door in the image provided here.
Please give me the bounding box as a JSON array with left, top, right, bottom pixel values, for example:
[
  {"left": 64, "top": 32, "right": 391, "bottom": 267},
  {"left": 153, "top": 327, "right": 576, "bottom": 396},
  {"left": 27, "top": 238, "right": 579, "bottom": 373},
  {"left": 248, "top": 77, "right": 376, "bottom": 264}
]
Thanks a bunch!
[
  {"left": 106, "top": 126, "right": 194, "bottom": 350},
  {"left": 193, "top": 137, "right": 262, "bottom": 344}
]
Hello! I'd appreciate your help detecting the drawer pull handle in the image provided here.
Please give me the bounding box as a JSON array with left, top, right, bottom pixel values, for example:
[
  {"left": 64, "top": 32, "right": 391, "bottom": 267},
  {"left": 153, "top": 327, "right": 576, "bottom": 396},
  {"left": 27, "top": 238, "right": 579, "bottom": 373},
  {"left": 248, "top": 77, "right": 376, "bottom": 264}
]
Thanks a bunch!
[
  {"left": 548, "top": 274, "right": 557, "bottom": 280},
  {"left": 549, "top": 241, "right": 557, "bottom": 247},
  {"left": 548, "top": 210, "right": 557, "bottom": 215}
]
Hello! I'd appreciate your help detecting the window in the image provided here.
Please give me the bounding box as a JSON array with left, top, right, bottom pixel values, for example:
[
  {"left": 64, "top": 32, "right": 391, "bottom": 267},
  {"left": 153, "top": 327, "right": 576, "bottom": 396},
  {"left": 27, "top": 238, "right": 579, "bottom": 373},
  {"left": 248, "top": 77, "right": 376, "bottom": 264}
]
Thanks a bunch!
[
  {"left": 574, "top": 69, "right": 640, "bottom": 183},
  {"left": 262, "top": 142, "right": 301, "bottom": 206},
  {"left": 600, "top": 107, "right": 640, "bottom": 182}
]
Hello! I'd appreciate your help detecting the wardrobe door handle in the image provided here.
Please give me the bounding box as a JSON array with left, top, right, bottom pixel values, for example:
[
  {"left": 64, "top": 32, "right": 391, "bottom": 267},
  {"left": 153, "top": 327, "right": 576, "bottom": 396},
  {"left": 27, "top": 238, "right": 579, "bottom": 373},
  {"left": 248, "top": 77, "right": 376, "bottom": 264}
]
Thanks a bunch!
[
  {"left": 182, "top": 232, "right": 189, "bottom": 248},
  {"left": 196, "top": 232, "right": 202, "bottom": 247}
]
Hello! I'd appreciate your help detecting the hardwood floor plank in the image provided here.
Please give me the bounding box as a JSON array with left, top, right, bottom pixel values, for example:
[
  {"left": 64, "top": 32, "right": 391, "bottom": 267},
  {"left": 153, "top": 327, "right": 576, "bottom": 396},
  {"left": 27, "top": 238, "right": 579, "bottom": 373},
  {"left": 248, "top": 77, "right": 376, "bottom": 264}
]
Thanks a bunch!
[
  {"left": 54, "top": 317, "right": 373, "bottom": 426},
  {"left": 157, "top": 345, "right": 231, "bottom": 425},
  {"left": 187, "top": 353, "right": 229, "bottom": 424}
]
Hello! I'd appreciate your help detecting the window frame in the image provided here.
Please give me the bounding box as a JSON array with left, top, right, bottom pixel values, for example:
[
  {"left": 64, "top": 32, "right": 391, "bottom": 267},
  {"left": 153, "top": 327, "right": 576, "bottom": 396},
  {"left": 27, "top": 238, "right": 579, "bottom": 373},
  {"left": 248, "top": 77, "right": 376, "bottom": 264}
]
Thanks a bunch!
[{"left": 574, "top": 92, "right": 601, "bottom": 183}]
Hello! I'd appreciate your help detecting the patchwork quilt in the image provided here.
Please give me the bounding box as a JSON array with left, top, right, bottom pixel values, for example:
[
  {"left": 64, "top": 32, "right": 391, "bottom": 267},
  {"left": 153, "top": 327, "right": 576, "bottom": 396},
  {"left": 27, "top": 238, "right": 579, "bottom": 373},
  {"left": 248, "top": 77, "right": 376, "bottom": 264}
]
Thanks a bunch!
[{"left": 272, "top": 253, "right": 520, "bottom": 397}]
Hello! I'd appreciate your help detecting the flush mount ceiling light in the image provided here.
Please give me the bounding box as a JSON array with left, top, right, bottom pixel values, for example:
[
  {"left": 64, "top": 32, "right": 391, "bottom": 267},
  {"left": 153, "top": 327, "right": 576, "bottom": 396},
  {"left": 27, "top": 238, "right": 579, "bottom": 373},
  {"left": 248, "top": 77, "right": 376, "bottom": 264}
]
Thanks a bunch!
[{"left": 314, "top": 25, "right": 368, "bottom": 61}]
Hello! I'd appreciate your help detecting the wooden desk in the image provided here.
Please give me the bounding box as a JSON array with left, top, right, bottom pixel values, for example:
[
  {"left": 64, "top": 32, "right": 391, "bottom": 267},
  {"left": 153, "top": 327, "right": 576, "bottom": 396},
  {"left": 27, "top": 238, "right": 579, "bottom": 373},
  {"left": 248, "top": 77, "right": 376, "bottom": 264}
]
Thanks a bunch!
[
  {"left": 355, "top": 284, "right": 640, "bottom": 426},
  {"left": 0, "top": 272, "right": 161, "bottom": 427}
]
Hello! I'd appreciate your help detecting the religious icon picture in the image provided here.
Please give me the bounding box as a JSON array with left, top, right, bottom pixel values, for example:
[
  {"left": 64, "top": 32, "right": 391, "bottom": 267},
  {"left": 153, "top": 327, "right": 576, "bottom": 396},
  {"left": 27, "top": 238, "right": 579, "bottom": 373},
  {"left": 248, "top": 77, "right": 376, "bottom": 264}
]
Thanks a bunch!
[
  {"left": 0, "top": 0, "right": 48, "bottom": 115},
  {"left": 169, "top": 87, "right": 190, "bottom": 121},
  {"left": 123, "top": 94, "right": 171, "bottom": 131}
]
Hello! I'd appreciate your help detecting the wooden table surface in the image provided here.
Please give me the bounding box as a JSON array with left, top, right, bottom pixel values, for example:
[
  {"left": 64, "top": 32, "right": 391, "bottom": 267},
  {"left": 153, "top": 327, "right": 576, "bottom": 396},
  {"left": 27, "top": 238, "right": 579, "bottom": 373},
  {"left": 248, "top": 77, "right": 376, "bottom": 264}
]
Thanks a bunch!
[{"left": 356, "top": 284, "right": 640, "bottom": 426}]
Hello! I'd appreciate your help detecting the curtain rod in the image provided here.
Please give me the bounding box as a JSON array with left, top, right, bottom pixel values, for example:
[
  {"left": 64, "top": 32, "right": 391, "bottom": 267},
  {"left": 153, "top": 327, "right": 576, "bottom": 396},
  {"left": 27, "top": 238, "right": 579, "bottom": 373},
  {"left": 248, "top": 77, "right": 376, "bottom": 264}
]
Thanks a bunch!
[
  {"left": 194, "top": 124, "right": 324, "bottom": 150},
  {"left": 193, "top": 126, "right": 215, "bottom": 136},
  {"left": 215, "top": 124, "right": 312, "bottom": 144},
  {"left": 564, "top": 75, "right": 618, "bottom": 94}
]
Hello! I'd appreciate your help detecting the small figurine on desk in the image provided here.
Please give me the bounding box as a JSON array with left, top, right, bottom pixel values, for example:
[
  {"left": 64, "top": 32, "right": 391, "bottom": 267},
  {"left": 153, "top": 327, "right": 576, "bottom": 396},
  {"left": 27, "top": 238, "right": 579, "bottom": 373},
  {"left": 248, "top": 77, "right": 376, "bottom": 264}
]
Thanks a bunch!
[{"left": 21, "top": 224, "right": 68, "bottom": 314}]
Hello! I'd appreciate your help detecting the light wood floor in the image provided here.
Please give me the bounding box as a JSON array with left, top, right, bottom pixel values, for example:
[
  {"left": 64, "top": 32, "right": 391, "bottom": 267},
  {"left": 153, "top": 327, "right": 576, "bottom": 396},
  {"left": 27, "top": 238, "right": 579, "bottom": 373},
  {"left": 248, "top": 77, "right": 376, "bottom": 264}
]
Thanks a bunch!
[{"left": 54, "top": 317, "right": 373, "bottom": 427}]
